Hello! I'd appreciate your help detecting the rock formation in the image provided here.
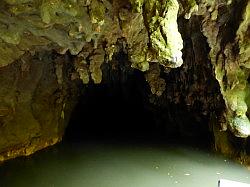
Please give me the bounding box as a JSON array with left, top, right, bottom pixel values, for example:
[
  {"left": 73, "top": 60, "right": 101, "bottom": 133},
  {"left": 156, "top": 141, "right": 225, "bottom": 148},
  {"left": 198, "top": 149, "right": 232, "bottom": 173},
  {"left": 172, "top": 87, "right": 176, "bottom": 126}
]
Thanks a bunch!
[{"left": 0, "top": 0, "right": 249, "bottom": 165}]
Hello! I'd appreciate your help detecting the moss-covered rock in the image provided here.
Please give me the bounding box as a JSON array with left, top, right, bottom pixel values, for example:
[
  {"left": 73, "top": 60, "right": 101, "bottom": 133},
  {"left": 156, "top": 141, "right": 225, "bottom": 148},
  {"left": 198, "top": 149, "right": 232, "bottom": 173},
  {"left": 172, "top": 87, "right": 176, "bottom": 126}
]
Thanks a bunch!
[
  {"left": 197, "top": 0, "right": 250, "bottom": 166},
  {"left": 131, "top": 0, "right": 184, "bottom": 68}
]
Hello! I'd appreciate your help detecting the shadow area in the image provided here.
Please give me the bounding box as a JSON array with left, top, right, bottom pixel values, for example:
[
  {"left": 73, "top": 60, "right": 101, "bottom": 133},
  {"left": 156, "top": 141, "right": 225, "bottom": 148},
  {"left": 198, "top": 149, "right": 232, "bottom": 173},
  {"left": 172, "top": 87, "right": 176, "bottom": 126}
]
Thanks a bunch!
[{"left": 64, "top": 71, "right": 165, "bottom": 144}]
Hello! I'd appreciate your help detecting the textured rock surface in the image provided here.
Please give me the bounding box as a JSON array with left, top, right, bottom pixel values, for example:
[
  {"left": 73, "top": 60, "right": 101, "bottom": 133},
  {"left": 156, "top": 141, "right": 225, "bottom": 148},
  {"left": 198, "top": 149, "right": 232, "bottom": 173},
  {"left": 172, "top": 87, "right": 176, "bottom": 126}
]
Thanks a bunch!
[
  {"left": 200, "top": 0, "right": 250, "bottom": 138},
  {"left": 0, "top": 0, "right": 250, "bottom": 166},
  {"left": 0, "top": 52, "right": 80, "bottom": 161},
  {"left": 0, "top": 0, "right": 184, "bottom": 161},
  {"left": 196, "top": 0, "right": 250, "bottom": 165}
]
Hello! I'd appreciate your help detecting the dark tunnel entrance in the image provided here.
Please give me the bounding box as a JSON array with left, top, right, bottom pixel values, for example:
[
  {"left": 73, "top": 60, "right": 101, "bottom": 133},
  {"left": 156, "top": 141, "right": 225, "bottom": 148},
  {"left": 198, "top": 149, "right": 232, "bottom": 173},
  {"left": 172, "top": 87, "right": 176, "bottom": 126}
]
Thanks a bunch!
[
  {"left": 64, "top": 77, "right": 212, "bottom": 147},
  {"left": 63, "top": 51, "right": 213, "bottom": 147},
  {"left": 64, "top": 70, "right": 165, "bottom": 143}
]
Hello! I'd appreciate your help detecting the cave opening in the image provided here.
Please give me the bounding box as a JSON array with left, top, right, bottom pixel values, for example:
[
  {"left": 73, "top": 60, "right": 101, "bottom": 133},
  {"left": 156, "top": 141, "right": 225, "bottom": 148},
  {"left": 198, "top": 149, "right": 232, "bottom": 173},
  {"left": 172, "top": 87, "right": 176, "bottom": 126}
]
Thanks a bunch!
[
  {"left": 64, "top": 50, "right": 162, "bottom": 143},
  {"left": 1, "top": 1, "right": 250, "bottom": 186},
  {"left": 63, "top": 52, "right": 212, "bottom": 148},
  {"left": 64, "top": 84, "right": 155, "bottom": 142}
]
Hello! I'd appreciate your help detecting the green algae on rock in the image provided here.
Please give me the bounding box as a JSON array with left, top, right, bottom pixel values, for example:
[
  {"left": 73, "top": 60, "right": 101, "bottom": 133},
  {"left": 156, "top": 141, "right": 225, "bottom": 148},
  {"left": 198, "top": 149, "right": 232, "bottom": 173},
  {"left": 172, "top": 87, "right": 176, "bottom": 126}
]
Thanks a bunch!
[
  {"left": 201, "top": 0, "right": 250, "bottom": 138},
  {"left": 131, "top": 0, "right": 184, "bottom": 68}
]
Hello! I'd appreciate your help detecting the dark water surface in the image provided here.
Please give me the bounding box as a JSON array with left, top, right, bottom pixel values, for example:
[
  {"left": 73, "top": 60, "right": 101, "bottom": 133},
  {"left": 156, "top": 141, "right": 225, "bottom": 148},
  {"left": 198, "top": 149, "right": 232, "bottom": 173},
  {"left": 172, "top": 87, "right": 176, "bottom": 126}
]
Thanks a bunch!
[{"left": 0, "top": 139, "right": 250, "bottom": 187}]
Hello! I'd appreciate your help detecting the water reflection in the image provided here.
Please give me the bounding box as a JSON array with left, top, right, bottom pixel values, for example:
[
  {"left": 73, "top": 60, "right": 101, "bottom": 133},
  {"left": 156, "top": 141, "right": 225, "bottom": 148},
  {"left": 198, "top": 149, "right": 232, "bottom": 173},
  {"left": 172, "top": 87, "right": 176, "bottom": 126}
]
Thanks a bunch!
[{"left": 0, "top": 140, "right": 250, "bottom": 187}]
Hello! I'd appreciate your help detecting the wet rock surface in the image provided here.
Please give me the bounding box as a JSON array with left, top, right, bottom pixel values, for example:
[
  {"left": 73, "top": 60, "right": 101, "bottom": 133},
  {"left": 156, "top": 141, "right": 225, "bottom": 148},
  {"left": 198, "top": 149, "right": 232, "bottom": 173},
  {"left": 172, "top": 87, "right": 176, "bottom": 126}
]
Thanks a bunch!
[{"left": 0, "top": 52, "right": 80, "bottom": 161}]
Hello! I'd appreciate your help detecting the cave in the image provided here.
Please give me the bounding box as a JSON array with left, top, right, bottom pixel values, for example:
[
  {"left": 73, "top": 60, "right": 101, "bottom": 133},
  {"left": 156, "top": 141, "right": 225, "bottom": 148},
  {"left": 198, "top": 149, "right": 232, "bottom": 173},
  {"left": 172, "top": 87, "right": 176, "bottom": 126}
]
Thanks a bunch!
[
  {"left": 64, "top": 61, "right": 212, "bottom": 145},
  {"left": 64, "top": 77, "right": 160, "bottom": 142},
  {"left": 0, "top": 0, "right": 250, "bottom": 186}
]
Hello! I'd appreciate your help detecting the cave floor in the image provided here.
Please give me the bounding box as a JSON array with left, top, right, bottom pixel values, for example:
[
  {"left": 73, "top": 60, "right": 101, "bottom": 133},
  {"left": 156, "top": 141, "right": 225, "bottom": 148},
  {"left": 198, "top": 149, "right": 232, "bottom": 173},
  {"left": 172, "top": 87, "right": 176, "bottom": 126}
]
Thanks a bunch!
[{"left": 0, "top": 139, "right": 249, "bottom": 187}]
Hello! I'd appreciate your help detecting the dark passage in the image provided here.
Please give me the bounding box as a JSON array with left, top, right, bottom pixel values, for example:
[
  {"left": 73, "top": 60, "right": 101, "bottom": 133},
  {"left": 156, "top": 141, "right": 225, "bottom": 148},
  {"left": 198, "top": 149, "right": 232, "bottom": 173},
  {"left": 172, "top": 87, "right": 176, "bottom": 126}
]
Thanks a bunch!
[
  {"left": 64, "top": 70, "right": 163, "bottom": 142},
  {"left": 64, "top": 51, "right": 212, "bottom": 146},
  {"left": 64, "top": 79, "right": 212, "bottom": 147}
]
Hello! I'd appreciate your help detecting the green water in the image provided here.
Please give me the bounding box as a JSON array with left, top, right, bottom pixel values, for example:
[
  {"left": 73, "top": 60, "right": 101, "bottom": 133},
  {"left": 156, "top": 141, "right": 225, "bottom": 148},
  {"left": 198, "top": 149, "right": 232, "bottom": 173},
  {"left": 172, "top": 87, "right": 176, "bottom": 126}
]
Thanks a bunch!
[{"left": 0, "top": 140, "right": 250, "bottom": 187}]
